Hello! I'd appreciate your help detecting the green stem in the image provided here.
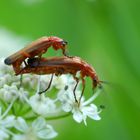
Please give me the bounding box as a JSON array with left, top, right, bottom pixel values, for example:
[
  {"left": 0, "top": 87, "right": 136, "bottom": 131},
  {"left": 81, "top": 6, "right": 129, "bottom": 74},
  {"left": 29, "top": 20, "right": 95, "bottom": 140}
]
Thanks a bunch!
[
  {"left": 45, "top": 112, "right": 71, "bottom": 120},
  {"left": 0, "top": 97, "right": 17, "bottom": 119},
  {"left": 26, "top": 112, "right": 71, "bottom": 121}
]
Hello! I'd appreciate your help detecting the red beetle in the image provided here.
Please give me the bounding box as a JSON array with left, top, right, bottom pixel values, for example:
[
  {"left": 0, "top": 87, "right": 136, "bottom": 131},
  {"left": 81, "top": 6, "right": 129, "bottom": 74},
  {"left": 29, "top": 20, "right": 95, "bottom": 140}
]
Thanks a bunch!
[
  {"left": 4, "top": 36, "right": 68, "bottom": 74},
  {"left": 17, "top": 56, "right": 102, "bottom": 103}
]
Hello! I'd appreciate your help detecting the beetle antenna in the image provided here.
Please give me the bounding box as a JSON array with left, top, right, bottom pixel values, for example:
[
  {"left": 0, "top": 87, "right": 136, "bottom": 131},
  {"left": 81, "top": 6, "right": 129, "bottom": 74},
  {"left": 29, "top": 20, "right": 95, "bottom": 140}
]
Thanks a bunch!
[{"left": 99, "top": 80, "right": 110, "bottom": 85}]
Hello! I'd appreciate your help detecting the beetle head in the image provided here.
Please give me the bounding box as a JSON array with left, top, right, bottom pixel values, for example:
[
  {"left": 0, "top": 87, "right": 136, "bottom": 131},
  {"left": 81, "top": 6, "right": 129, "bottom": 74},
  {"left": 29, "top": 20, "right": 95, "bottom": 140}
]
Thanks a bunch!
[{"left": 49, "top": 36, "right": 68, "bottom": 50}]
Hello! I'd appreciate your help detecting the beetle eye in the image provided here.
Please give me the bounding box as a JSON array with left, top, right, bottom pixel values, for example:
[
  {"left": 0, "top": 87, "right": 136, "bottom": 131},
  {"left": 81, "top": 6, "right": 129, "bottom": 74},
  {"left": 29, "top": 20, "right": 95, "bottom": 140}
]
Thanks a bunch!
[{"left": 62, "top": 40, "right": 68, "bottom": 46}]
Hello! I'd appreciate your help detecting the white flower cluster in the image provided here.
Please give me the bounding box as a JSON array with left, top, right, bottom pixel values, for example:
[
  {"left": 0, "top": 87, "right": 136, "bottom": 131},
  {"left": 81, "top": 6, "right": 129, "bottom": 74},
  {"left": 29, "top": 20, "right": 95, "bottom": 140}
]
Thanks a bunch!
[{"left": 0, "top": 58, "right": 102, "bottom": 140}]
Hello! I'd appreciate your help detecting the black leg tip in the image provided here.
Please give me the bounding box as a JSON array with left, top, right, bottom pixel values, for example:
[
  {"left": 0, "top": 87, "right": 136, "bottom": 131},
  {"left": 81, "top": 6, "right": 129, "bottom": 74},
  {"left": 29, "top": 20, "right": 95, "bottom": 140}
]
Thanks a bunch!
[{"left": 38, "top": 91, "right": 43, "bottom": 95}]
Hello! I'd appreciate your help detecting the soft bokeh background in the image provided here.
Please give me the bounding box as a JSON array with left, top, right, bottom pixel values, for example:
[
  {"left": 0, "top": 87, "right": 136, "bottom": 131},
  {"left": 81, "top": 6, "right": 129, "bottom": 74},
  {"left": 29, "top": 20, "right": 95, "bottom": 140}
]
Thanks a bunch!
[{"left": 0, "top": 0, "right": 140, "bottom": 140}]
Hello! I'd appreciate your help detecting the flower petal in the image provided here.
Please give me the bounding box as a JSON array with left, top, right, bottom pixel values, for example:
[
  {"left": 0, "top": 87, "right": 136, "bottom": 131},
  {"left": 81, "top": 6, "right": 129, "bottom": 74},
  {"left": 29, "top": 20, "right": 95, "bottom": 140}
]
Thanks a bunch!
[
  {"left": 73, "top": 110, "right": 83, "bottom": 123},
  {"left": 29, "top": 94, "right": 56, "bottom": 116},
  {"left": 62, "top": 103, "right": 72, "bottom": 112},
  {"left": 32, "top": 117, "right": 46, "bottom": 131},
  {"left": 0, "top": 130, "right": 9, "bottom": 139},
  {"left": 37, "top": 125, "right": 58, "bottom": 139},
  {"left": 14, "top": 117, "right": 28, "bottom": 132},
  {"left": 82, "top": 104, "right": 101, "bottom": 121},
  {"left": 91, "top": 114, "right": 101, "bottom": 120},
  {"left": 2, "top": 115, "right": 15, "bottom": 128},
  {"left": 53, "top": 75, "right": 67, "bottom": 89},
  {"left": 83, "top": 115, "right": 87, "bottom": 126}
]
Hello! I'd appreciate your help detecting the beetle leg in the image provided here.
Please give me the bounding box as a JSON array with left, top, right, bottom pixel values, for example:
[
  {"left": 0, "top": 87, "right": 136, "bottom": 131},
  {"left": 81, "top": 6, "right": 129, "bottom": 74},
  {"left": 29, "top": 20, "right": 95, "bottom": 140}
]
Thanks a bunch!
[
  {"left": 62, "top": 49, "right": 73, "bottom": 58},
  {"left": 38, "top": 74, "right": 54, "bottom": 94},
  {"left": 61, "top": 47, "right": 69, "bottom": 57},
  {"left": 63, "top": 50, "right": 68, "bottom": 57},
  {"left": 73, "top": 75, "right": 79, "bottom": 103},
  {"left": 79, "top": 77, "right": 85, "bottom": 105},
  {"left": 19, "top": 74, "right": 23, "bottom": 89}
]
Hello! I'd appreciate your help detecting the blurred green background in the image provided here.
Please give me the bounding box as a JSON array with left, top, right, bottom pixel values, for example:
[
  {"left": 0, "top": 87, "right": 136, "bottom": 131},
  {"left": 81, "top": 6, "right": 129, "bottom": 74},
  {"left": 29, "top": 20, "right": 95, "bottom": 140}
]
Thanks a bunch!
[{"left": 0, "top": 0, "right": 140, "bottom": 140}]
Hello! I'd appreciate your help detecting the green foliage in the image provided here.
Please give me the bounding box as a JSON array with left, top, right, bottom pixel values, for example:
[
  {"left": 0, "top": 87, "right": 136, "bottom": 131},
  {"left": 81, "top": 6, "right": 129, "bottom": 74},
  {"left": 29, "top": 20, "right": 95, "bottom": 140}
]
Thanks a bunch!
[{"left": 0, "top": 0, "right": 140, "bottom": 140}]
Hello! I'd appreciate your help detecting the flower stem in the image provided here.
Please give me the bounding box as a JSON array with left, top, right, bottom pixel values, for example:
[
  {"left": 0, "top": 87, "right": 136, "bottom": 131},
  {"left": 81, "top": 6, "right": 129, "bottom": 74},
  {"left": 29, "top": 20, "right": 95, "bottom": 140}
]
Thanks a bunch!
[
  {"left": 26, "top": 112, "right": 71, "bottom": 121},
  {"left": 0, "top": 97, "right": 17, "bottom": 119},
  {"left": 45, "top": 112, "right": 71, "bottom": 120},
  {"left": 83, "top": 89, "right": 101, "bottom": 106}
]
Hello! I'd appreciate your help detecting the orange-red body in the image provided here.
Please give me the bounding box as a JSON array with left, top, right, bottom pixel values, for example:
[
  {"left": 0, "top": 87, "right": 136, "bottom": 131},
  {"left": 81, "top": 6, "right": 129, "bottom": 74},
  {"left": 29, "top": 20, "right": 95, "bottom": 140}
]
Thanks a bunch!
[
  {"left": 4, "top": 36, "right": 68, "bottom": 74},
  {"left": 17, "top": 56, "right": 100, "bottom": 89}
]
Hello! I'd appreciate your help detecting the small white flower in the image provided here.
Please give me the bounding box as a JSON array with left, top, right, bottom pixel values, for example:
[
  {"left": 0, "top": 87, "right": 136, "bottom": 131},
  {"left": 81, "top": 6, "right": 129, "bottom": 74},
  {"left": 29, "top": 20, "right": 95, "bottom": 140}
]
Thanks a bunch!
[
  {"left": 73, "top": 103, "right": 101, "bottom": 126},
  {"left": 0, "top": 115, "right": 15, "bottom": 128},
  {"left": 0, "top": 130, "right": 9, "bottom": 140},
  {"left": 29, "top": 94, "right": 56, "bottom": 116},
  {"left": 58, "top": 87, "right": 101, "bottom": 125},
  {"left": 22, "top": 74, "right": 38, "bottom": 89},
  {"left": 24, "top": 74, "right": 55, "bottom": 93},
  {"left": 18, "top": 88, "right": 29, "bottom": 102},
  {"left": 0, "top": 77, "right": 7, "bottom": 88},
  {"left": 0, "top": 107, "right": 16, "bottom": 140},
  {"left": 13, "top": 117, "right": 58, "bottom": 140},
  {"left": 0, "top": 84, "right": 28, "bottom": 103},
  {"left": 57, "top": 85, "right": 83, "bottom": 112},
  {"left": 53, "top": 75, "right": 69, "bottom": 90},
  {"left": 0, "top": 107, "right": 16, "bottom": 128},
  {"left": 53, "top": 74, "right": 77, "bottom": 90},
  {"left": 0, "top": 84, "right": 18, "bottom": 102}
]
